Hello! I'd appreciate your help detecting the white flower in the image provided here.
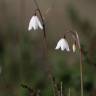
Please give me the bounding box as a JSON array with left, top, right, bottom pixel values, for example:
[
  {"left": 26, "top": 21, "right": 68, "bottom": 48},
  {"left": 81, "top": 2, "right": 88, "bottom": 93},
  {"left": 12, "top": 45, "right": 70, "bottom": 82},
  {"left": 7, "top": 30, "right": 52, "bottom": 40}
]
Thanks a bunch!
[
  {"left": 55, "top": 38, "right": 70, "bottom": 51},
  {"left": 28, "top": 15, "right": 43, "bottom": 31},
  {"left": 72, "top": 43, "right": 76, "bottom": 52}
]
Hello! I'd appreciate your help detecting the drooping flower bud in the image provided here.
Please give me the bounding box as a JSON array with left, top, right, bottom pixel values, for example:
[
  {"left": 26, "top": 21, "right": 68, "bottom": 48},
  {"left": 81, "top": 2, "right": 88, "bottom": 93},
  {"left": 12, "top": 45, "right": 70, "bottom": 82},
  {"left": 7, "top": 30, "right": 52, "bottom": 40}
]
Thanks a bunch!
[{"left": 72, "top": 43, "right": 76, "bottom": 52}]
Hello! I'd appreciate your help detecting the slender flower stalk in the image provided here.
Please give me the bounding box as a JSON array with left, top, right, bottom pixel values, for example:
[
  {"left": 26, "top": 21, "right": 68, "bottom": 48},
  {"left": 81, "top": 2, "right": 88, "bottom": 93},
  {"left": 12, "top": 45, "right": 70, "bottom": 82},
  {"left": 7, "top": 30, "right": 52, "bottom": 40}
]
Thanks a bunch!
[
  {"left": 68, "top": 88, "right": 70, "bottom": 96},
  {"left": 32, "top": 0, "right": 49, "bottom": 70},
  {"left": 65, "top": 30, "right": 83, "bottom": 96},
  {"left": 75, "top": 31, "right": 83, "bottom": 96},
  {"left": 50, "top": 76, "right": 57, "bottom": 96},
  {"left": 30, "top": 1, "right": 60, "bottom": 96},
  {"left": 33, "top": 0, "right": 46, "bottom": 39},
  {"left": 60, "top": 82, "right": 63, "bottom": 96},
  {"left": 32, "top": 1, "right": 55, "bottom": 96}
]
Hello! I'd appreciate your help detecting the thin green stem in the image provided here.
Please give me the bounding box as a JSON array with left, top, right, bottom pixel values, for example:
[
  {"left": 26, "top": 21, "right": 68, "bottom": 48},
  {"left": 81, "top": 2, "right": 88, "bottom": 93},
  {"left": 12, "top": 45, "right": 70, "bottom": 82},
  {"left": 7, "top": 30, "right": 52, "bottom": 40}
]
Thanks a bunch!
[
  {"left": 68, "top": 88, "right": 70, "bottom": 96},
  {"left": 79, "top": 49, "right": 83, "bottom": 96},
  {"left": 61, "top": 82, "right": 63, "bottom": 96},
  {"left": 50, "top": 76, "right": 56, "bottom": 96}
]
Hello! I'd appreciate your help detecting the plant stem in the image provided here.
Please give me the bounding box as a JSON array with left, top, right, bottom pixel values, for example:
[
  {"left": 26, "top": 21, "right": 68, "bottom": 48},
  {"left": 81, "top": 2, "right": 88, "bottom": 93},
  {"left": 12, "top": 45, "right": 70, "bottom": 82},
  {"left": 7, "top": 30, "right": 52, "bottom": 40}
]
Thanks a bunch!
[
  {"left": 68, "top": 88, "right": 70, "bottom": 96},
  {"left": 61, "top": 82, "right": 63, "bottom": 96},
  {"left": 75, "top": 31, "right": 83, "bottom": 96},
  {"left": 33, "top": 0, "right": 50, "bottom": 72},
  {"left": 50, "top": 76, "right": 56, "bottom": 96},
  {"left": 33, "top": 1, "right": 55, "bottom": 96},
  {"left": 65, "top": 31, "right": 83, "bottom": 96},
  {"left": 79, "top": 49, "right": 83, "bottom": 96},
  {"left": 33, "top": 0, "right": 46, "bottom": 39}
]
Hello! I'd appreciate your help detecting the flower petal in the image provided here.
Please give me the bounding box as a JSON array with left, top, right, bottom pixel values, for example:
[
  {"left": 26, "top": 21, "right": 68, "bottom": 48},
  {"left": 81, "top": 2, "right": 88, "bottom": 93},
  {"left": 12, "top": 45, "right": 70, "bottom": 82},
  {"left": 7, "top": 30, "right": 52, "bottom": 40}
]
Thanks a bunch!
[
  {"left": 28, "top": 16, "right": 34, "bottom": 31},
  {"left": 61, "top": 44, "right": 65, "bottom": 51},
  {"left": 66, "top": 47, "right": 70, "bottom": 52},
  {"left": 36, "top": 16, "right": 43, "bottom": 30},
  {"left": 28, "top": 16, "right": 39, "bottom": 31},
  {"left": 55, "top": 40, "right": 61, "bottom": 50},
  {"left": 64, "top": 42, "right": 70, "bottom": 52}
]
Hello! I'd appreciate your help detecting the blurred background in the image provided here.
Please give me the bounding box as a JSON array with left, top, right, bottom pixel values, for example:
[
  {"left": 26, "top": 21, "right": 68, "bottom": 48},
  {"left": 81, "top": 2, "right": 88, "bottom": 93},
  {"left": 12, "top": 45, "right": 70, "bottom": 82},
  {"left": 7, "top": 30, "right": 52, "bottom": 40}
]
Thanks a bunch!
[{"left": 0, "top": 0, "right": 96, "bottom": 96}]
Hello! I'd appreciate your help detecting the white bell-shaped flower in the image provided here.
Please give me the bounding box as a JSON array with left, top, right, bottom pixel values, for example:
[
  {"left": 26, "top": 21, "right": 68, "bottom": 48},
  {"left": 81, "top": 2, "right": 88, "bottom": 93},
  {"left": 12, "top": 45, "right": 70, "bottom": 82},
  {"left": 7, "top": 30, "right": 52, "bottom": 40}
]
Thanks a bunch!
[
  {"left": 28, "top": 15, "right": 43, "bottom": 31},
  {"left": 55, "top": 38, "right": 70, "bottom": 51},
  {"left": 72, "top": 43, "right": 76, "bottom": 52}
]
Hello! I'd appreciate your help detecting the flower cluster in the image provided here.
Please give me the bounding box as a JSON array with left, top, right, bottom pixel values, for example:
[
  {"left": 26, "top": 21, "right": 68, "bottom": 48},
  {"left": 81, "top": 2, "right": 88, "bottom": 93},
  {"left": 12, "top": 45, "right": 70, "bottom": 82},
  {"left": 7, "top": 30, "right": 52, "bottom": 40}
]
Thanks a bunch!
[
  {"left": 27, "top": 3, "right": 83, "bottom": 96},
  {"left": 28, "top": 11, "right": 77, "bottom": 53}
]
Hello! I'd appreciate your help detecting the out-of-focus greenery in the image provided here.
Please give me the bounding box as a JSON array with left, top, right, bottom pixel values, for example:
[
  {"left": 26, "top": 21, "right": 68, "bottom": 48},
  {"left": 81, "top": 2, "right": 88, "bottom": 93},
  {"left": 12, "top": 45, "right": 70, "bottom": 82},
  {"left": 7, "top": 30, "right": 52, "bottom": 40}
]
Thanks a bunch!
[{"left": 0, "top": 0, "right": 96, "bottom": 96}]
